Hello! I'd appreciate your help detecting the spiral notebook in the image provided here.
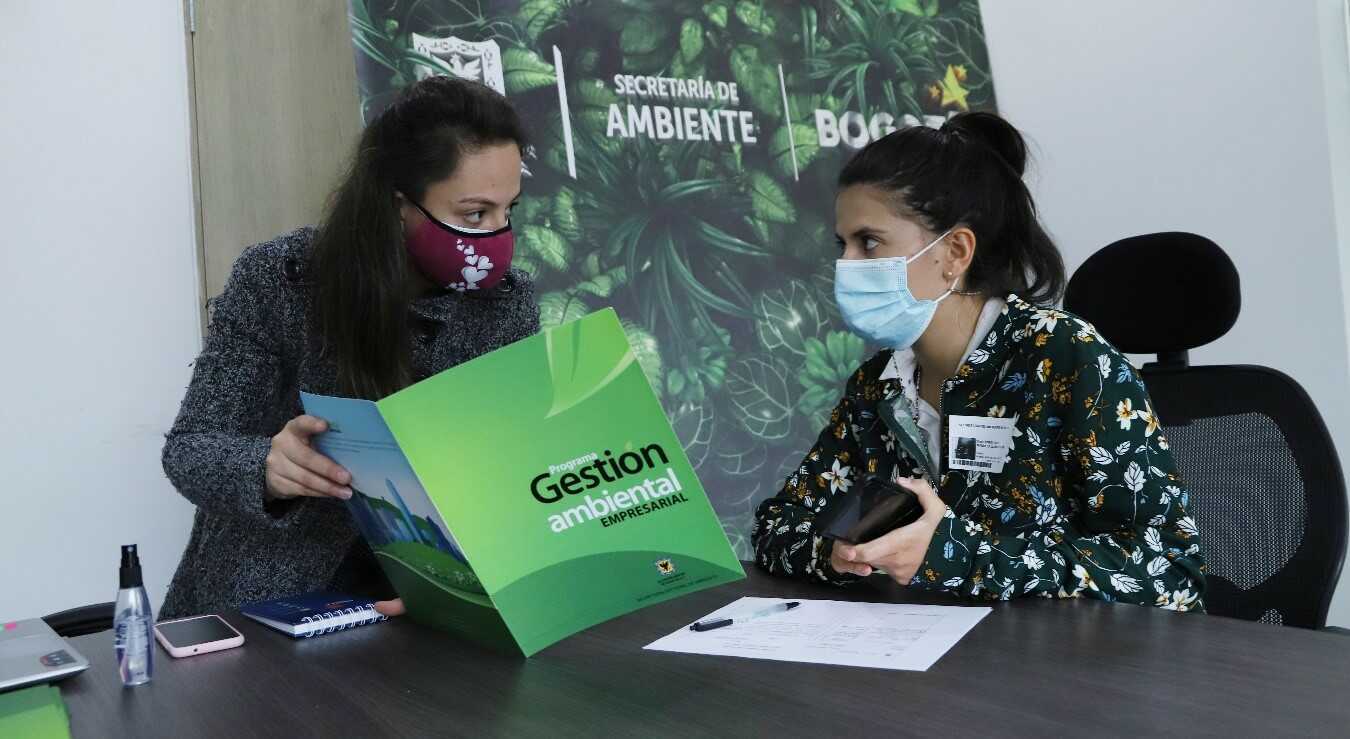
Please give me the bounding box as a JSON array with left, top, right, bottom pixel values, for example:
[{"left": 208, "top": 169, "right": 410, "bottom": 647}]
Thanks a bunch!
[{"left": 240, "top": 592, "right": 387, "bottom": 638}]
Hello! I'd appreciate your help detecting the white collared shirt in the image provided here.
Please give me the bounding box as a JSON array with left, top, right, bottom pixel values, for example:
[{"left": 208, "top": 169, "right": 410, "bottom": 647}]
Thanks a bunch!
[{"left": 878, "top": 297, "right": 1006, "bottom": 470}]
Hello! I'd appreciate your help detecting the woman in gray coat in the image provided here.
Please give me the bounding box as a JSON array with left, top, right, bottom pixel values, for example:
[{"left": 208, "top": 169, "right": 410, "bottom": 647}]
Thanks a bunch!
[{"left": 160, "top": 76, "right": 539, "bottom": 618}]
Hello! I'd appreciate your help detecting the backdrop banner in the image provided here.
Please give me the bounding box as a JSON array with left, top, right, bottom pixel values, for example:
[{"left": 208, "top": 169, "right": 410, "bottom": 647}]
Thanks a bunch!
[{"left": 345, "top": 0, "right": 997, "bottom": 556}]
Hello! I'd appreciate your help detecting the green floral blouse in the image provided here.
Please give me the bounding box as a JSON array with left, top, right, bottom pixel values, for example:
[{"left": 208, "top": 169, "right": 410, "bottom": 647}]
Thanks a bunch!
[{"left": 752, "top": 294, "right": 1207, "bottom": 611}]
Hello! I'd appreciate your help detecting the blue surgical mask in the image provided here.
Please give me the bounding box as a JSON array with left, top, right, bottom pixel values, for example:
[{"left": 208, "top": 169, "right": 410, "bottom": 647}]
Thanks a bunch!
[{"left": 834, "top": 228, "right": 956, "bottom": 349}]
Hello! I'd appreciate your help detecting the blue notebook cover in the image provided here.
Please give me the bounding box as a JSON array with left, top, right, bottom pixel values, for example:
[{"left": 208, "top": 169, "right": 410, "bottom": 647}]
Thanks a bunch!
[{"left": 240, "top": 592, "right": 386, "bottom": 638}]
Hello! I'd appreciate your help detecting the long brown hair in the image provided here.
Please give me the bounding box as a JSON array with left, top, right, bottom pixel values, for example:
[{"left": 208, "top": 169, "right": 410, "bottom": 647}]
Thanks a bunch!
[{"left": 311, "top": 76, "right": 525, "bottom": 399}]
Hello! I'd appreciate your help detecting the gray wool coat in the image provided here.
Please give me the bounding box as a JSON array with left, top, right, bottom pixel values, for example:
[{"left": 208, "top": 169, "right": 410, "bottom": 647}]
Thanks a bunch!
[{"left": 160, "top": 227, "right": 539, "bottom": 618}]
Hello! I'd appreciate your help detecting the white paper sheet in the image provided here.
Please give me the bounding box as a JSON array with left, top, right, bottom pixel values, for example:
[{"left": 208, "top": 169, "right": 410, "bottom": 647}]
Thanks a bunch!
[{"left": 644, "top": 597, "right": 991, "bottom": 671}]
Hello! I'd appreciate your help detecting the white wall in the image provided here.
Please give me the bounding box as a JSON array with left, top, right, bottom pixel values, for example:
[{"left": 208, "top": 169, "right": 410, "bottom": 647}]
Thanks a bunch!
[
  {"left": 1323, "top": 1, "right": 1350, "bottom": 403},
  {"left": 0, "top": 2, "right": 200, "bottom": 616},
  {"left": 982, "top": 0, "right": 1350, "bottom": 626}
]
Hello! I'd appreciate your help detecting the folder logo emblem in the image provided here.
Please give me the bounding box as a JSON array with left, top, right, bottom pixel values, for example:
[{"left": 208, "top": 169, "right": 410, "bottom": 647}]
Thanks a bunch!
[{"left": 655, "top": 558, "right": 676, "bottom": 576}]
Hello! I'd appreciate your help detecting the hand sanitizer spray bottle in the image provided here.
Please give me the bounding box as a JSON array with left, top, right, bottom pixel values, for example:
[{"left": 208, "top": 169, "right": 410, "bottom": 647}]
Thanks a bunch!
[{"left": 114, "top": 544, "right": 153, "bottom": 686}]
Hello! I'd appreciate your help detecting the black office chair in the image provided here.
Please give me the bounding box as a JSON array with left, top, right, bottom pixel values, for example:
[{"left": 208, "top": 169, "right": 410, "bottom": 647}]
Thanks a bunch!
[
  {"left": 42, "top": 602, "right": 115, "bottom": 637},
  {"left": 1065, "top": 232, "right": 1348, "bottom": 629}
]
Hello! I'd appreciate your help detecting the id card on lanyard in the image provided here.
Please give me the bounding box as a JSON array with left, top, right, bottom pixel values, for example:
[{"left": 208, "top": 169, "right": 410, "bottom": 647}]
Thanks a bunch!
[{"left": 947, "top": 415, "right": 1016, "bottom": 473}]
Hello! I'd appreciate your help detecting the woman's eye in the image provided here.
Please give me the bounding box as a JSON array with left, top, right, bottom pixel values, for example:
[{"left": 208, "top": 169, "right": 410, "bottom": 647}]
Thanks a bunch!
[
  {"left": 465, "top": 210, "right": 485, "bottom": 224},
  {"left": 835, "top": 238, "right": 846, "bottom": 252},
  {"left": 863, "top": 236, "right": 881, "bottom": 251}
]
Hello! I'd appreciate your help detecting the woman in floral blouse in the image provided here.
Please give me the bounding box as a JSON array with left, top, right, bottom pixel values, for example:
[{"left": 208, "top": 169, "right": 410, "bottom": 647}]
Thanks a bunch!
[{"left": 752, "top": 112, "right": 1206, "bottom": 611}]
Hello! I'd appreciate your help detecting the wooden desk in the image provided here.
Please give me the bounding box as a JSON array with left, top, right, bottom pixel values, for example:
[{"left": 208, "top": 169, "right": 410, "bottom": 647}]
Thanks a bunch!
[{"left": 60, "top": 566, "right": 1350, "bottom": 737}]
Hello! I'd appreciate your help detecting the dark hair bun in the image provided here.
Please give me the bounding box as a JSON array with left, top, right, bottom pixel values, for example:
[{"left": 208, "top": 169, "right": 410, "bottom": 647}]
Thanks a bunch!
[
  {"left": 943, "top": 111, "right": 1027, "bottom": 177},
  {"left": 839, "top": 111, "right": 1064, "bottom": 304}
]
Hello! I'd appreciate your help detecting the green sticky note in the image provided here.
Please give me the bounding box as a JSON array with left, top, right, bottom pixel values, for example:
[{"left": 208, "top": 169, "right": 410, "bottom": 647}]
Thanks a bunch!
[{"left": 0, "top": 685, "right": 71, "bottom": 739}]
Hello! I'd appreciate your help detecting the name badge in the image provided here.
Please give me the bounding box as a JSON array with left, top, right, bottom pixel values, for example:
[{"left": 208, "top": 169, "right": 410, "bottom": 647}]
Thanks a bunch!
[{"left": 948, "top": 415, "right": 1016, "bottom": 474}]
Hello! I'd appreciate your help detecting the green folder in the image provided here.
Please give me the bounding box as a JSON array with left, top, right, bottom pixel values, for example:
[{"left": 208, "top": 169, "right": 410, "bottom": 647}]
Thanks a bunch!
[
  {"left": 0, "top": 686, "right": 71, "bottom": 739},
  {"left": 303, "top": 309, "right": 744, "bottom": 656}
]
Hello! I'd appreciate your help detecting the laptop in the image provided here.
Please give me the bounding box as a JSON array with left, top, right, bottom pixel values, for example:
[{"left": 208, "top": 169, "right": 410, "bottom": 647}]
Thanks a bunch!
[{"left": 0, "top": 619, "right": 89, "bottom": 692}]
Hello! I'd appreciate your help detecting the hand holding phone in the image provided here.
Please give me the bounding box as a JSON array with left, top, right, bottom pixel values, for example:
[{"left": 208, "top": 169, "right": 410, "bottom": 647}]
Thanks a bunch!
[
  {"left": 826, "top": 475, "right": 947, "bottom": 583},
  {"left": 154, "top": 615, "right": 245, "bottom": 658},
  {"left": 816, "top": 473, "right": 925, "bottom": 545}
]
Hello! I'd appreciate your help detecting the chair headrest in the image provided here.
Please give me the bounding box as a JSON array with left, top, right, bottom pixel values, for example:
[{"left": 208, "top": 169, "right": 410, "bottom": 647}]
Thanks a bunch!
[{"left": 1063, "top": 232, "right": 1240, "bottom": 355}]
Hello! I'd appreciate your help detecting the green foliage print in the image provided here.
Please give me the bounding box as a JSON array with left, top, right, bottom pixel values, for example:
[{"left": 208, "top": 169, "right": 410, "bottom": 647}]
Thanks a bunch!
[{"left": 347, "top": 0, "right": 997, "bottom": 557}]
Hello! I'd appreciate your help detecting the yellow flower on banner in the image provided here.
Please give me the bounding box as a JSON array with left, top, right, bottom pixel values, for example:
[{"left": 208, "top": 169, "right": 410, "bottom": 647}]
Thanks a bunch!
[{"left": 939, "top": 64, "right": 970, "bottom": 111}]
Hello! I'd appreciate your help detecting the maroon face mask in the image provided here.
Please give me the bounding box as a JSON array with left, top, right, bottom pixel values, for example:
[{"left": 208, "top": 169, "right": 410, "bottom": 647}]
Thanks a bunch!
[{"left": 405, "top": 200, "right": 514, "bottom": 292}]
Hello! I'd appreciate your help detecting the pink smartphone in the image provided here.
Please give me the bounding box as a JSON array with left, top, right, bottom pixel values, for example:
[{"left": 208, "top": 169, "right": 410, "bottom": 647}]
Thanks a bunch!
[{"left": 154, "top": 614, "right": 245, "bottom": 658}]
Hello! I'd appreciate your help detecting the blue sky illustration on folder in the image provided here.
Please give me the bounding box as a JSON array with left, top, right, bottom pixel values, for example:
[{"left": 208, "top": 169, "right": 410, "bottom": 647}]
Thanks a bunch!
[{"left": 301, "top": 392, "right": 466, "bottom": 563}]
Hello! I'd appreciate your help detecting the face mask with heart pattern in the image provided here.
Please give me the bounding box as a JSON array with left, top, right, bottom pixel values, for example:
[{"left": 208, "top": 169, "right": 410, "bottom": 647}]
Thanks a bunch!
[{"left": 405, "top": 200, "right": 514, "bottom": 292}]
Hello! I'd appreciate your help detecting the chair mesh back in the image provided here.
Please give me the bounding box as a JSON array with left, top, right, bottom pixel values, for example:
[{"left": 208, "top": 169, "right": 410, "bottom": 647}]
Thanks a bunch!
[
  {"left": 1143, "top": 365, "right": 1347, "bottom": 629},
  {"left": 1163, "top": 412, "right": 1307, "bottom": 625}
]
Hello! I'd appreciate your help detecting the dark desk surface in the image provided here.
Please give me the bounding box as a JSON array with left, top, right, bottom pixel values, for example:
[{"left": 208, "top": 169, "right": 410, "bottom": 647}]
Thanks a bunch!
[{"left": 60, "top": 566, "right": 1350, "bottom": 738}]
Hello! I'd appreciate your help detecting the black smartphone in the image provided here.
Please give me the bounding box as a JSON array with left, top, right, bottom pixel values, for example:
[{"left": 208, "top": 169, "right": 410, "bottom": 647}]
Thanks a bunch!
[{"left": 816, "top": 473, "right": 924, "bottom": 544}]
